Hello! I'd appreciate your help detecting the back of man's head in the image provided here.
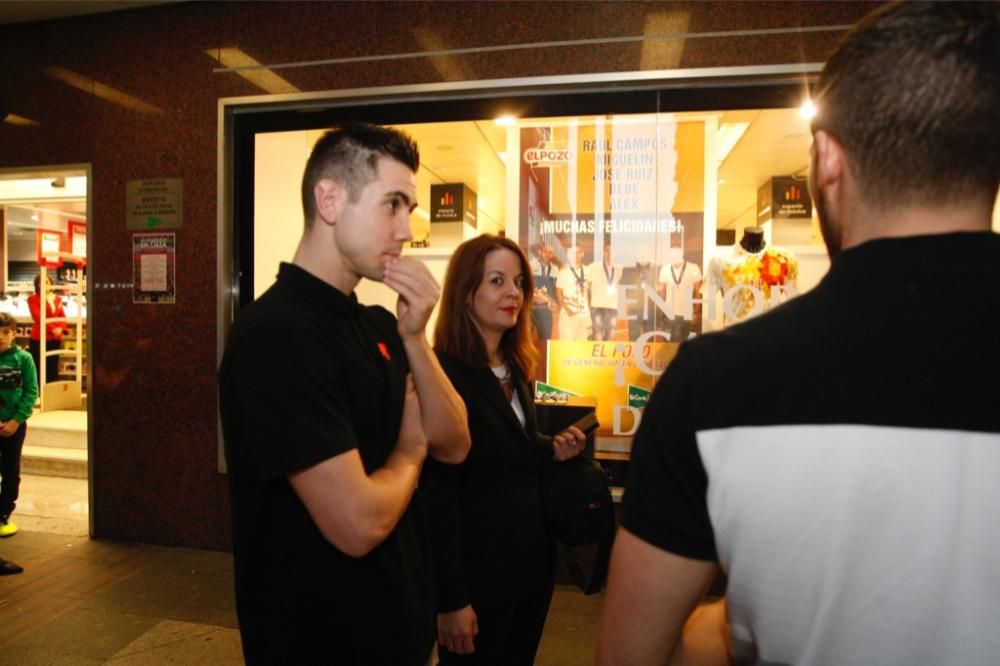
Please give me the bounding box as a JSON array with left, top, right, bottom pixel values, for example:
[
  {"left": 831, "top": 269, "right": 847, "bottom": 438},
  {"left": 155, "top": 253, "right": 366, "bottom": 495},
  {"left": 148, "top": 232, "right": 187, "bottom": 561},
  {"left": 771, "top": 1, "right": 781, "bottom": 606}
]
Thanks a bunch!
[
  {"left": 812, "top": 2, "right": 1000, "bottom": 211},
  {"left": 301, "top": 123, "right": 419, "bottom": 227}
]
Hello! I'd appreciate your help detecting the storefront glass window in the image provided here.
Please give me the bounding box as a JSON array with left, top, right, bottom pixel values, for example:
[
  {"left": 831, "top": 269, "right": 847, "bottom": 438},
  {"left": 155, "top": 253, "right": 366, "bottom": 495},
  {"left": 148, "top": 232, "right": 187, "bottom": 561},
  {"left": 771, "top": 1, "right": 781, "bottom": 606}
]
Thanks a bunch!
[{"left": 249, "top": 102, "right": 825, "bottom": 452}]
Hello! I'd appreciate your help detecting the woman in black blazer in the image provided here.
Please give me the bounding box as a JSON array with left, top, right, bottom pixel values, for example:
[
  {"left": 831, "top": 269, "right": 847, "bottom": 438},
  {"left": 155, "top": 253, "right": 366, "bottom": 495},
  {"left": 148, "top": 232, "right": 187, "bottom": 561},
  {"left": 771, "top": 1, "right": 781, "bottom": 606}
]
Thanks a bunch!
[{"left": 425, "top": 235, "right": 585, "bottom": 665}]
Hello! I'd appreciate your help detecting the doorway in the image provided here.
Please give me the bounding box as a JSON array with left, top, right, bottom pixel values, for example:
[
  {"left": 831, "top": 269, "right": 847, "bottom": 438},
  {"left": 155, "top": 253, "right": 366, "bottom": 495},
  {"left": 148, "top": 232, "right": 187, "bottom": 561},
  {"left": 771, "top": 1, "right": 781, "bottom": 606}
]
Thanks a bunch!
[{"left": 0, "top": 165, "right": 90, "bottom": 537}]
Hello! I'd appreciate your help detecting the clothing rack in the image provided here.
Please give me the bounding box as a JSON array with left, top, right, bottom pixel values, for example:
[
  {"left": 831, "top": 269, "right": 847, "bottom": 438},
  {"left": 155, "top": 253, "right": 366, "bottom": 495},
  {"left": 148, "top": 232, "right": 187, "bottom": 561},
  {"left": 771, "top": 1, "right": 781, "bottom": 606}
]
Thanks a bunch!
[{"left": 37, "top": 253, "right": 85, "bottom": 411}]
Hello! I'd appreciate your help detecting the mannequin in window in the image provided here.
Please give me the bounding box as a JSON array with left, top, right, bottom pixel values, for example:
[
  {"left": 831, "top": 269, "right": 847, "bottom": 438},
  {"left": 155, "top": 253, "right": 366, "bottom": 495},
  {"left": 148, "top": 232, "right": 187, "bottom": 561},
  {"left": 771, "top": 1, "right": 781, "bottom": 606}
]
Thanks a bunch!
[
  {"left": 705, "top": 226, "right": 798, "bottom": 329},
  {"left": 28, "top": 274, "right": 65, "bottom": 385},
  {"left": 740, "top": 226, "right": 766, "bottom": 253}
]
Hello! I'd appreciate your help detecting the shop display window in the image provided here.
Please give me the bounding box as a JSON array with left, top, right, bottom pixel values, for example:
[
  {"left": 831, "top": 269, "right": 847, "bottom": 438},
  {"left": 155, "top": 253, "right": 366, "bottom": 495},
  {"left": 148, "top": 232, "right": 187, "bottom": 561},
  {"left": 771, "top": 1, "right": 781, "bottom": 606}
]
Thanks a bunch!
[{"left": 236, "top": 82, "right": 830, "bottom": 457}]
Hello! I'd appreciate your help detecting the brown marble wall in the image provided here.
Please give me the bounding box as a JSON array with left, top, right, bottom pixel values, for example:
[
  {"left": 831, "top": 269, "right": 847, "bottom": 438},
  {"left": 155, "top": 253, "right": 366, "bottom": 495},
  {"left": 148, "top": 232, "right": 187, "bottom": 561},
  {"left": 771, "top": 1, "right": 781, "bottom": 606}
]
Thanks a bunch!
[{"left": 0, "top": 1, "right": 879, "bottom": 550}]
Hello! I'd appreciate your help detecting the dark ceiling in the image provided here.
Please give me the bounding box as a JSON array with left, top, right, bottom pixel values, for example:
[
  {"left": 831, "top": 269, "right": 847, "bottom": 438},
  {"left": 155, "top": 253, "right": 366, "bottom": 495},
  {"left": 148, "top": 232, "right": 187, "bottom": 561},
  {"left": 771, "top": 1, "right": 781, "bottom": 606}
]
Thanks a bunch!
[{"left": 0, "top": 1, "right": 179, "bottom": 26}]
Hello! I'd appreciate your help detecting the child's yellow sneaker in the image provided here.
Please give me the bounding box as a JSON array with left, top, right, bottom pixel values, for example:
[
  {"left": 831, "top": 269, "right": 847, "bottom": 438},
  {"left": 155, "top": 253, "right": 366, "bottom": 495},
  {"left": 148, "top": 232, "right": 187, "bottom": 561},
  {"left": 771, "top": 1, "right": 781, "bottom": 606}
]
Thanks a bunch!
[{"left": 0, "top": 520, "right": 17, "bottom": 538}]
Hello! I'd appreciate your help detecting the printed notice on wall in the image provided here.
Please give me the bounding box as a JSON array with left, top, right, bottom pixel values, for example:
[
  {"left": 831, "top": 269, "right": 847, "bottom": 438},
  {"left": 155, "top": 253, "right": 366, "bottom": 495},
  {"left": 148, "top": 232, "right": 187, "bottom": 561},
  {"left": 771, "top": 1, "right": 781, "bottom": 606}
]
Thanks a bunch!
[
  {"left": 126, "top": 178, "right": 183, "bottom": 230},
  {"left": 132, "top": 232, "right": 176, "bottom": 304}
]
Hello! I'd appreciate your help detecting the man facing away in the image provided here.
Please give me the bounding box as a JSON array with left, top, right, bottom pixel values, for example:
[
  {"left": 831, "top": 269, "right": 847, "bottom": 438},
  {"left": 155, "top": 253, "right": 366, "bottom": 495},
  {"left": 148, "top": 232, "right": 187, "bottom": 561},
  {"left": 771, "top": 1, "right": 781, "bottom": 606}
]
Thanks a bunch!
[
  {"left": 598, "top": 3, "right": 1000, "bottom": 665},
  {"left": 219, "top": 124, "right": 470, "bottom": 665}
]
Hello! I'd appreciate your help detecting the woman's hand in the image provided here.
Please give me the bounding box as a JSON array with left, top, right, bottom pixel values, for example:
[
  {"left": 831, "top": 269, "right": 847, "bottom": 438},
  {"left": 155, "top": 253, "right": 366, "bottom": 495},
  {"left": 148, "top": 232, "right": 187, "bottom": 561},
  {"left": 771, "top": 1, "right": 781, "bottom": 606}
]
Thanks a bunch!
[
  {"left": 438, "top": 605, "right": 478, "bottom": 655},
  {"left": 552, "top": 425, "right": 585, "bottom": 461}
]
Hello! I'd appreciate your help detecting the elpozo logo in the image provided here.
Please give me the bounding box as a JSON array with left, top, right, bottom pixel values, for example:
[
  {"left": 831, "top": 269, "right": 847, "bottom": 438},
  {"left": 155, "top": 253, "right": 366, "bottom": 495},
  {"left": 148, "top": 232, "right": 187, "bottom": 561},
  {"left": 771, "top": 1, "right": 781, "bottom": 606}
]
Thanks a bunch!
[{"left": 523, "top": 142, "right": 574, "bottom": 166}]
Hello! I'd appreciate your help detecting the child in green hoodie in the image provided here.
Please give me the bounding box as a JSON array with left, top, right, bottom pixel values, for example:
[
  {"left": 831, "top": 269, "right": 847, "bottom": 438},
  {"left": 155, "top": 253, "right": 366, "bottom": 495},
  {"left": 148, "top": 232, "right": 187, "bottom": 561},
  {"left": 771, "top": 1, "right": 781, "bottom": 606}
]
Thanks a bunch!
[{"left": 0, "top": 312, "right": 38, "bottom": 538}]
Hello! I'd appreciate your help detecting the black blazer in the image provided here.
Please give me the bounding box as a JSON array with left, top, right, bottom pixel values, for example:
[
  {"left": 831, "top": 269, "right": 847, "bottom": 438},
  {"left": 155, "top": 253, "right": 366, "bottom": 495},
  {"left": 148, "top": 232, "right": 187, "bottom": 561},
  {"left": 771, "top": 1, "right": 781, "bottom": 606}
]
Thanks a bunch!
[{"left": 422, "top": 351, "right": 556, "bottom": 613}]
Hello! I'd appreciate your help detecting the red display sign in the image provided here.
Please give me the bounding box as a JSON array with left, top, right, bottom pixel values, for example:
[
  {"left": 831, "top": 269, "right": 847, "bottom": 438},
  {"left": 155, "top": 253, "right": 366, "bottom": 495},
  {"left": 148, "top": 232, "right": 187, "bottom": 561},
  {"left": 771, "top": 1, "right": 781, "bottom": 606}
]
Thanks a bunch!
[
  {"left": 69, "top": 220, "right": 87, "bottom": 264},
  {"left": 37, "top": 229, "right": 65, "bottom": 268}
]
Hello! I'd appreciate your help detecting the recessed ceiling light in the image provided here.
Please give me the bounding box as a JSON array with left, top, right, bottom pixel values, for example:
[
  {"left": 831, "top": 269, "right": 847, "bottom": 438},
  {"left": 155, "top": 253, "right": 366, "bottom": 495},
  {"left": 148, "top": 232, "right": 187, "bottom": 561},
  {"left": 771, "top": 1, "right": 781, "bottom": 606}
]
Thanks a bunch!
[
  {"left": 494, "top": 115, "right": 516, "bottom": 127},
  {"left": 799, "top": 100, "right": 817, "bottom": 119},
  {"left": 205, "top": 48, "right": 301, "bottom": 94}
]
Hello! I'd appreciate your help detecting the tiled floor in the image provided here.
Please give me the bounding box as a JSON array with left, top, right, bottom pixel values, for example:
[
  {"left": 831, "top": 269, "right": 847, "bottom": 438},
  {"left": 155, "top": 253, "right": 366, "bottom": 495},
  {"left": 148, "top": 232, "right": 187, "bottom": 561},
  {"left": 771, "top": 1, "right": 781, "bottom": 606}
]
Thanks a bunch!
[
  {"left": 0, "top": 474, "right": 604, "bottom": 665},
  {"left": 10, "top": 474, "right": 89, "bottom": 536},
  {"left": 0, "top": 531, "right": 243, "bottom": 665}
]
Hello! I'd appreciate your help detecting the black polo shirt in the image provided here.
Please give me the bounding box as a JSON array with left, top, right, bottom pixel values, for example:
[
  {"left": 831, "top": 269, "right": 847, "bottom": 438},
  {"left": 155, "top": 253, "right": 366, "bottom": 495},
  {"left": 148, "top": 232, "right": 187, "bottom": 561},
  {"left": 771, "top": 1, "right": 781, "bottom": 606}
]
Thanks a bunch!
[{"left": 219, "top": 262, "right": 433, "bottom": 666}]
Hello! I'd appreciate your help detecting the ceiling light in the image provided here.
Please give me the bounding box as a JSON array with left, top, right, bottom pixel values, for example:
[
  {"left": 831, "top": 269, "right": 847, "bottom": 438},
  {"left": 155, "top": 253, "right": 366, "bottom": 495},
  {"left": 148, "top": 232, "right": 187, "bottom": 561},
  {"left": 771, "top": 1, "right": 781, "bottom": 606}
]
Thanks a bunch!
[
  {"left": 44, "top": 66, "right": 163, "bottom": 114},
  {"left": 3, "top": 113, "right": 39, "bottom": 126},
  {"left": 494, "top": 115, "right": 516, "bottom": 127},
  {"left": 412, "top": 27, "right": 468, "bottom": 81},
  {"left": 716, "top": 122, "right": 750, "bottom": 165},
  {"left": 799, "top": 100, "right": 817, "bottom": 119},
  {"left": 205, "top": 48, "right": 301, "bottom": 94},
  {"left": 640, "top": 10, "right": 690, "bottom": 70}
]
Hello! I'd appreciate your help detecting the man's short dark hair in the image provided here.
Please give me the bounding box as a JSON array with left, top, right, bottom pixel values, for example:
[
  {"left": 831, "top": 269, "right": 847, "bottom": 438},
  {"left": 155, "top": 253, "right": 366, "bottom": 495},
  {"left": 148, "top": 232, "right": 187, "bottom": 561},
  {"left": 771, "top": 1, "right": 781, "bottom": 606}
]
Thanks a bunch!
[
  {"left": 300, "top": 123, "right": 419, "bottom": 227},
  {"left": 812, "top": 1, "right": 1000, "bottom": 210},
  {"left": 0, "top": 312, "right": 17, "bottom": 330}
]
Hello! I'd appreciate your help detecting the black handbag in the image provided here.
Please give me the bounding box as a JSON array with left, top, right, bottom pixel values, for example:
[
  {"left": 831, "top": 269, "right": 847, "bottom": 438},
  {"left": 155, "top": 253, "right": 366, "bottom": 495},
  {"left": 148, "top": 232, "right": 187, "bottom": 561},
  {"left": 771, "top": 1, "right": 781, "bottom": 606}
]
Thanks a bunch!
[
  {"left": 543, "top": 455, "right": 614, "bottom": 547},
  {"left": 543, "top": 455, "right": 616, "bottom": 594}
]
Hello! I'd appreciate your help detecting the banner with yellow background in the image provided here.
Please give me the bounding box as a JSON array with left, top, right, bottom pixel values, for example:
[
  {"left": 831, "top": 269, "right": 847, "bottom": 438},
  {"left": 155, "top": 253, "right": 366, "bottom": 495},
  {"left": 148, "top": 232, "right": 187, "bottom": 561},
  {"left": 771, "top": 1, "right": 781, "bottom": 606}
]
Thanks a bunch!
[{"left": 542, "top": 339, "right": 680, "bottom": 437}]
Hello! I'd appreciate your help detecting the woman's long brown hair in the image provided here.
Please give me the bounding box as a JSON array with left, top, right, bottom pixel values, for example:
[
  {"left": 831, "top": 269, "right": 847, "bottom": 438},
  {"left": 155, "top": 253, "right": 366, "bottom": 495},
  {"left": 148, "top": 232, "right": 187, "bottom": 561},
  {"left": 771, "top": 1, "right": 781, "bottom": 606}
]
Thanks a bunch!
[{"left": 433, "top": 235, "right": 538, "bottom": 379}]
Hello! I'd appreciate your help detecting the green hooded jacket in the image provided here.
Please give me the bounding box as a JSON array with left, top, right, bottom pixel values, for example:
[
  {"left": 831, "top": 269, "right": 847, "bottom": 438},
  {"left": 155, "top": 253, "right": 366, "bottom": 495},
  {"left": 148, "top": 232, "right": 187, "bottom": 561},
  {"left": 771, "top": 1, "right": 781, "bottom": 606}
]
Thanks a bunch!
[{"left": 0, "top": 344, "right": 38, "bottom": 424}]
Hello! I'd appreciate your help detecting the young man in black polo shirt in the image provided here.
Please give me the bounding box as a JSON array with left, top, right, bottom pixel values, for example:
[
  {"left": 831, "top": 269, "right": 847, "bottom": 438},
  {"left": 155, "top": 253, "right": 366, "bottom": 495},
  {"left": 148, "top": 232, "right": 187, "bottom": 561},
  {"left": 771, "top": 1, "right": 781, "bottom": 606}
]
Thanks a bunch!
[{"left": 219, "top": 124, "right": 470, "bottom": 665}]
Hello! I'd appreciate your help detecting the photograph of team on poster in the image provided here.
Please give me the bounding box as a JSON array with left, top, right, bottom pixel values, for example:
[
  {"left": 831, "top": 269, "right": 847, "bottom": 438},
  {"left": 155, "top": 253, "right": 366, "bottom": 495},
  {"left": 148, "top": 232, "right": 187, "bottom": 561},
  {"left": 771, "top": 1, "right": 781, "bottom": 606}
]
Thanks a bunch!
[{"left": 516, "top": 118, "right": 798, "bottom": 437}]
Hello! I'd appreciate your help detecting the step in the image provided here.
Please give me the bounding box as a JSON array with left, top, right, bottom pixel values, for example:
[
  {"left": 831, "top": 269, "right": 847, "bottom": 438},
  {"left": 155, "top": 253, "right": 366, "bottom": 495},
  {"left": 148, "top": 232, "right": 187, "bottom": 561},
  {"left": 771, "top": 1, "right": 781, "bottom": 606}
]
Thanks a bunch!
[
  {"left": 24, "top": 410, "right": 87, "bottom": 450},
  {"left": 21, "top": 444, "right": 88, "bottom": 479}
]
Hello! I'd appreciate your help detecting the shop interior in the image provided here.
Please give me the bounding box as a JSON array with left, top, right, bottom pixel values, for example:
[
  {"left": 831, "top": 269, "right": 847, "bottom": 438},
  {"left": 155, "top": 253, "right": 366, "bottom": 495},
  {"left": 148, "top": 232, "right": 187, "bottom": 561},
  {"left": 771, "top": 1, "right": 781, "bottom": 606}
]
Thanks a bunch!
[{"left": 0, "top": 169, "right": 89, "bottom": 537}]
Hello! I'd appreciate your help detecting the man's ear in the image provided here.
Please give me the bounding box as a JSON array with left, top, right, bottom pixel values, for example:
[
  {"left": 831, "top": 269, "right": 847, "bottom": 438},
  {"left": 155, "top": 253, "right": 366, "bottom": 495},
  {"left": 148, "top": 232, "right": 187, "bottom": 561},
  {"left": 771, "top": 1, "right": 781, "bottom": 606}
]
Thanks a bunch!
[
  {"left": 314, "top": 178, "right": 344, "bottom": 226},
  {"left": 812, "top": 130, "right": 845, "bottom": 192}
]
